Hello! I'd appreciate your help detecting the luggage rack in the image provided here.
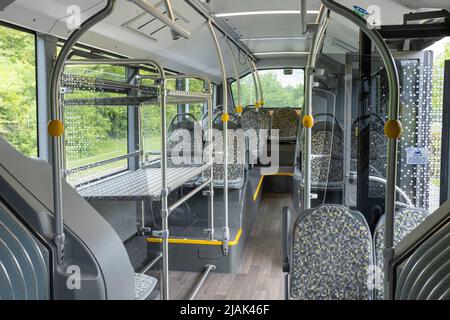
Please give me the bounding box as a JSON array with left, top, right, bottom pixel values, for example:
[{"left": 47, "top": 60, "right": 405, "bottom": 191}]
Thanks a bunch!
[
  {"left": 77, "top": 164, "right": 211, "bottom": 201},
  {"left": 56, "top": 58, "right": 215, "bottom": 300}
]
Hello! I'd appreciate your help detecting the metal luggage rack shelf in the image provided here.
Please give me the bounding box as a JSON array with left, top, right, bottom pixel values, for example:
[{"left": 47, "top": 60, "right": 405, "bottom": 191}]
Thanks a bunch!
[
  {"left": 62, "top": 74, "right": 211, "bottom": 106},
  {"left": 77, "top": 164, "right": 211, "bottom": 201},
  {"left": 55, "top": 57, "right": 216, "bottom": 301}
]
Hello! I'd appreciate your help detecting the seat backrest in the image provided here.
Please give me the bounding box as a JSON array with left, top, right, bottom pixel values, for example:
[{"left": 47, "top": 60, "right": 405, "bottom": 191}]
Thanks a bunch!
[
  {"left": 290, "top": 204, "right": 373, "bottom": 300},
  {"left": 202, "top": 130, "right": 245, "bottom": 188},
  {"left": 373, "top": 208, "right": 430, "bottom": 299},
  {"left": 241, "top": 110, "right": 260, "bottom": 162},
  {"left": 167, "top": 118, "right": 203, "bottom": 168},
  {"left": 241, "top": 109, "right": 259, "bottom": 132},
  {"left": 271, "top": 108, "right": 298, "bottom": 140},
  {"left": 310, "top": 120, "right": 344, "bottom": 186},
  {"left": 257, "top": 109, "right": 271, "bottom": 131}
]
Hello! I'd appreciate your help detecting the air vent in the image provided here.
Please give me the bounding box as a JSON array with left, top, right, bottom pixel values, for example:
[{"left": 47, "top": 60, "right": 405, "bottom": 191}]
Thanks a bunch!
[{"left": 123, "top": 2, "right": 189, "bottom": 41}]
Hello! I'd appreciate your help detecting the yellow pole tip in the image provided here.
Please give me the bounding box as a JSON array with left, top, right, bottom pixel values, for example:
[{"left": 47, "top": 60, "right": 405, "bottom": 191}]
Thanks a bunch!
[
  {"left": 235, "top": 105, "right": 243, "bottom": 114},
  {"left": 221, "top": 113, "right": 230, "bottom": 122},
  {"left": 260, "top": 100, "right": 265, "bottom": 106},
  {"left": 255, "top": 102, "right": 260, "bottom": 108},
  {"left": 384, "top": 119, "right": 403, "bottom": 139},
  {"left": 302, "top": 115, "right": 314, "bottom": 128},
  {"left": 47, "top": 120, "right": 64, "bottom": 137}
]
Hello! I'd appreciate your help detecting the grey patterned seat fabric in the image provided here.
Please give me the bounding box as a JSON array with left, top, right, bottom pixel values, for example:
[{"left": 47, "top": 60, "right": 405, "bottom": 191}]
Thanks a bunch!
[
  {"left": 134, "top": 273, "right": 157, "bottom": 300},
  {"left": 201, "top": 106, "right": 223, "bottom": 131},
  {"left": 290, "top": 205, "right": 373, "bottom": 300},
  {"left": 257, "top": 109, "right": 271, "bottom": 159},
  {"left": 257, "top": 108, "right": 271, "bottom": 131},
  {"left": 167, "top": 118, "right": 203, "bottom": 168},
  {"left": 202, "top": 130, "right": 245, "bottom": 188},
  {"left": 304, "top": 118, "right": 344, "bottom": 189},
  {"left": 311, "top": 129, "right": 344, "bottom": 187},
  {"left": 241, "top": 110, "right": 260, "bottom": 162},
  {"left": 271, "top": 108, "right": 298, "bottom": 141},
  {"left": 373, "top": 208, "right": 430, "bottom": 299},
  {"left": 351, "top": 115, "right": 387, "bottom": 180}
]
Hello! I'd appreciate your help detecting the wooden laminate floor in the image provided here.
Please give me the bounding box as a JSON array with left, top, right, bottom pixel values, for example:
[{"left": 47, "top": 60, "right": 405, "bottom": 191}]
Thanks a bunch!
[{"left": 167, "top": 193, "right": 292, "bottom": 300}]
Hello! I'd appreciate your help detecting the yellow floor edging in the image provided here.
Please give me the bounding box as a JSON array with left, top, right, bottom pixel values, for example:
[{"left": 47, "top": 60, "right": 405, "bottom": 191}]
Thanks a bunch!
[{"left": 147, "top": 228, "right": 242, "bottom": 246}]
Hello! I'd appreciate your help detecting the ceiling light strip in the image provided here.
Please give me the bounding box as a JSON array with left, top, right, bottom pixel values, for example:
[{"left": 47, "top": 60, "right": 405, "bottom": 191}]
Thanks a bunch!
[
  {"left": 253, "top": 51, "right": 309, "bottom": 56},
  {"left": 214, "top": 10, "right": 320, "bottom": 17},
  {"left": 240, "top": 36, "right": 309, "bottom": 41}
]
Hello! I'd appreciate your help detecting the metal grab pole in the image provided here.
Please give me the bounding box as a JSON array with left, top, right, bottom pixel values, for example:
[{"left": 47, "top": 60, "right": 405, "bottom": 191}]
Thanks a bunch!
[
  {"left": 226, "top": 39, "right": 242, "bottom": 113},
  {"left": 321, "top": 0, "right": 401, "bottom": 300},
  {"left": 208, "top": 94, "right": 215, "bottom": 240},
  {"left": 247, "top": 56, "right": 260, "bottom": 108},
  {"left": 207, "top": 20, "right": 230, "bottom": 255},
  {"left": 302, "top": 6, "right": 329, "bottom": 210},
  {"left": 159, "top": 69, "right": 169, "bottom": 300},
  {"left": 252, "top": 60, "right": 264, "bottom": 107},
  {"left": 48, "top": 0, "right": 116, "bottom": 265},
  {"left": 300, "top": 0, "right": 307, "bottom": 35}
]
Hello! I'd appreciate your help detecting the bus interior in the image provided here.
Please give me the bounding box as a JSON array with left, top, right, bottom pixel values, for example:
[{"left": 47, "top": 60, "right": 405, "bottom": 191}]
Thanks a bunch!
[{"left": 0, "top": 0, "right": 449, "bottom": 300}]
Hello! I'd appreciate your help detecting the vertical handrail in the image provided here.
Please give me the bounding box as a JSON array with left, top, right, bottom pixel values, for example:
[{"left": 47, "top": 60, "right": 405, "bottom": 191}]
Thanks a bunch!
[
  {"left": 159, "top": 70, "right": 169, "bottom": 300},
  {"left": 247, "top": 56, "right": 260, "bottom": 108},
  {"left": 321, "top": 0, "right": 401, "bottom": 300},
  {"left": 302, "top": 6, "right": 330, "bottom": 210},
  {"left": 300, "top": 0, "right": 307, "bottom": 35},
  {"left": 208, "top": 93, "right": 215, "bottom": 239},
  {"left": 208, "top": 20, "right": 230, "bottom": 254},
  {"left": 252, "top": 60, "right": 264, "bottom": 107},
  {"left": 48, "top": 0, "right": 116, "bottom": 265},
  {"left": 226, "top": 38, "right": 242, "bottom": 114}
]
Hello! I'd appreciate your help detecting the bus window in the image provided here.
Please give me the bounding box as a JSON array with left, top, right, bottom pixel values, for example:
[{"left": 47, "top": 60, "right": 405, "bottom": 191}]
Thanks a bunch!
[
  {"left": 427, "top": 37, "right": 450, "bottom": 211},
  {"left": 63, "top": 63, "right": 129, "bottom": 185},
  {"left": 232, "top": 69, "right": 304, "bottom": 108},
  {"left": 0, "top": 24, "right": 37, "bottom": 157}
]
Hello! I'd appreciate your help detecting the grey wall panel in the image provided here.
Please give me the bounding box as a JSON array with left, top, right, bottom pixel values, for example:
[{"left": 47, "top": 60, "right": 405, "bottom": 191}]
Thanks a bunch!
[
  {"left": 0, "top": 137, "right": 134, "bottom": 299},
  {"left": 89, "top": 201, "right": 137, "bottom": 242}
]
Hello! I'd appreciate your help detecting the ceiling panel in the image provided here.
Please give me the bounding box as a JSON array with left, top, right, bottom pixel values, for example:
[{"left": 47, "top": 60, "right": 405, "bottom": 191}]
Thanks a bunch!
[{"left": 221, "top": 14, "right": 317, "bottom": 39}]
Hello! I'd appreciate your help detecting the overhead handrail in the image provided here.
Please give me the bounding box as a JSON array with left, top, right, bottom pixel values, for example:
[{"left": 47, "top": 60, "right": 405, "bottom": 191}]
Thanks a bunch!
[
  {"left": 321, "top": 0, "right": 401, "bottom": 300},
  {"left": 128, "top": 0, "right": 190, "bottom": 39},
  {"left": 226, "top": 38, "right": 242, "bottom": 115},
  {"left": 301, "top": 5, "right": 330, "bottom": 210},
  {"left": 207, "top": 19, "right": 230, "bottom": 255},
  {"left": 48, "top": 0, "right": 116, "bottom": 265}
]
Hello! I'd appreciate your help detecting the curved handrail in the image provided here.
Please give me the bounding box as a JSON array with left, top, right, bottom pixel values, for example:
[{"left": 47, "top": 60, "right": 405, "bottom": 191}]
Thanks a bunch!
[
  {"left": 301, "top": 6, "right": 330, "bottom": 210},
  {"left": 321, "top": 0, "right": 401, "bottom": 300},
  {"left": 226, "top": 39, "right": 242, "bottom": 113},
  {"left": 207, "top": 19, "right": 230, "bottom": 254},
  {"left": 246, "top": 56, "right": 260, "bottom": 108},
  {"left": 48, "top": 0, "right": 116, "bottom": 265}
]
